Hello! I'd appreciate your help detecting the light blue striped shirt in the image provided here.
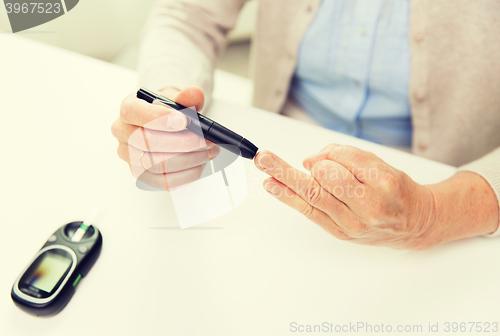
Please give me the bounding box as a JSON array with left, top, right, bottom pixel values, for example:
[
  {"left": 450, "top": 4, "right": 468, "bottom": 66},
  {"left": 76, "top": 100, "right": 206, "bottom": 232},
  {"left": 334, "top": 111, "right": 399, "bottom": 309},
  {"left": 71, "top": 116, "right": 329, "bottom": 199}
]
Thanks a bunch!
[{"left": 291, "top": 0, "right": 412, "bottom": 147}]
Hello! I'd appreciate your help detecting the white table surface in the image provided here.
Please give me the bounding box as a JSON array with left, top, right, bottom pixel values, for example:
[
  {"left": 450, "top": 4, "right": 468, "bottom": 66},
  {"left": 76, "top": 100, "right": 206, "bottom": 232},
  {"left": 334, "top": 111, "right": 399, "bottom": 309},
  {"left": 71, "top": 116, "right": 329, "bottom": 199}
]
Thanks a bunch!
[{"left": 1, "top": 35, "right": 499, "bottom": 336}]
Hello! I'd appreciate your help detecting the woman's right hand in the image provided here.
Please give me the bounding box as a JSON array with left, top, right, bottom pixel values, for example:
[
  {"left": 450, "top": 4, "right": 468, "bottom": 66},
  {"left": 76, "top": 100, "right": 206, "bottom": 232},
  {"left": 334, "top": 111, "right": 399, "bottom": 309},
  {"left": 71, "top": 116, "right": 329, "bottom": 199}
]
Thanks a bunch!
[{"left": 111, "top": 86, "right": 220, "bottom": 190}]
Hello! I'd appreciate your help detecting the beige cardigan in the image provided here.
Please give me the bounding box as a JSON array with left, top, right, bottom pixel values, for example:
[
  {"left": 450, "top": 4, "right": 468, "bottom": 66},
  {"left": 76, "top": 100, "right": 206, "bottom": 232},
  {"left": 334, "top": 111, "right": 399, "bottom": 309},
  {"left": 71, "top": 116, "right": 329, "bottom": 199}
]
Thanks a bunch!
[{"left": 138, "top": 0, "right": 500, "bottom": 225}]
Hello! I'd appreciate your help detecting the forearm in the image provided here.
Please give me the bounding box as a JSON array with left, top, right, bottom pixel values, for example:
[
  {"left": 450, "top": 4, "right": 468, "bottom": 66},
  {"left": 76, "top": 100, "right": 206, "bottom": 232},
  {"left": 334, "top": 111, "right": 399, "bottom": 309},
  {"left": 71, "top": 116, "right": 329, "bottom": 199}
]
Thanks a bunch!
[{"left": 425, "top": 171, "right": 500, "bottom": 246}]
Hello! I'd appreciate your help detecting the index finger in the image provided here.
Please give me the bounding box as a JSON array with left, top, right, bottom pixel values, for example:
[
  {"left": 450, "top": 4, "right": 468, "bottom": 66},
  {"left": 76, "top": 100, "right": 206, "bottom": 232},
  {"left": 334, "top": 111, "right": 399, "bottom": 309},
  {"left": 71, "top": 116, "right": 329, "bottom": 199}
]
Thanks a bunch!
[
  {"left": 254, "top": 150, "right": 349, "bottom": 224},
  {"left": 120, "top": 93, "right": 189, "bottom": 132}
]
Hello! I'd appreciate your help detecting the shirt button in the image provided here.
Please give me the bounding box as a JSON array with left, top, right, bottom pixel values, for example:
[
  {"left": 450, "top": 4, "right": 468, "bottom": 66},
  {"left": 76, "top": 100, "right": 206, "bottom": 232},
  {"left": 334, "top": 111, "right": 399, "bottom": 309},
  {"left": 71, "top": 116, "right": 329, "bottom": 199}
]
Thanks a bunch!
[
  {"left": 275, "top": 89, "right": 283, "bottom": 97},
  {"left": 306, "top": 5, "right": 312, "bottom": 13},
  {"left": 414, "top": 33, "right": 424, "bottom": 42},
  {"left": 358, "top": 27, "right": 367, "bottom": 36},
  {"left": 353, "top": 80, "right": 360, "bottom": 86}
]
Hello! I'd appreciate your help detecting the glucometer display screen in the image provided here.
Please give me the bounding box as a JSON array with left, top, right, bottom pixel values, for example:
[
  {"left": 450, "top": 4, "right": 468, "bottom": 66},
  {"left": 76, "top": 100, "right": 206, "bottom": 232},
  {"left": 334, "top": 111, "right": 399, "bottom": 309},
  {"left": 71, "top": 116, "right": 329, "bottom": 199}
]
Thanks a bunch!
[{"left": 23, "top": 250, "right": 72, "bottom": 293}]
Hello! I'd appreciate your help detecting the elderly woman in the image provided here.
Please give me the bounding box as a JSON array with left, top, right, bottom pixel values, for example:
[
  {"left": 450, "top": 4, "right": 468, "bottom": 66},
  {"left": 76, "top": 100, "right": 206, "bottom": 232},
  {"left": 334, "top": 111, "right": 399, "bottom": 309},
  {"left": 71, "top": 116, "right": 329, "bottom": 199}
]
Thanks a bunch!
[{"left": 112, "top": 0, "right": 500, "bottom": 249}]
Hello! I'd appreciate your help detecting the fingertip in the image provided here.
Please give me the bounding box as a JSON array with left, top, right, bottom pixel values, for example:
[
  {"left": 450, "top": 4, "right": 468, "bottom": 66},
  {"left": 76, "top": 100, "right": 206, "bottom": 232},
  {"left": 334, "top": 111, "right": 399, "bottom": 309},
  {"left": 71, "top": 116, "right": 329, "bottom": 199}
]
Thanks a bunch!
[
  {"left": 303, "top": 158, "right": 312, "bottom": 171},
  {"left": 263, "top": 176, "right": 274, "bottom": 185},
  {"left": 254, "top": 150, "right": 274, "bottom": 160},
  {"left": 185, "top": 85, "right": 205, "bottom": 97},
  {"left": 176, "top": 86, "right": 205, "bottom": 111},
  {"left": 254, "top": 150, "right": 277, "bottom": 171},
  {"left": 253, "top": 150, "right": 268, "bottom": 168},
  {"left": 122, "top": 92, "right": 137, "bottom": 107},
  {"left": 263, "top": 178, "right": 281, "bottom": 196}
]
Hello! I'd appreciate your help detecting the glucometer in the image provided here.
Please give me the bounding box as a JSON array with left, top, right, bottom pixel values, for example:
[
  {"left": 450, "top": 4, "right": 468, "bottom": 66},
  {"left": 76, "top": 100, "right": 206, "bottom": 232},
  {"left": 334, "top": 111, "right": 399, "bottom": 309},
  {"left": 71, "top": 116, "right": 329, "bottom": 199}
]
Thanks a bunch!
[{"left": 11, "top": 221, "right": 102, "bottom": 316}]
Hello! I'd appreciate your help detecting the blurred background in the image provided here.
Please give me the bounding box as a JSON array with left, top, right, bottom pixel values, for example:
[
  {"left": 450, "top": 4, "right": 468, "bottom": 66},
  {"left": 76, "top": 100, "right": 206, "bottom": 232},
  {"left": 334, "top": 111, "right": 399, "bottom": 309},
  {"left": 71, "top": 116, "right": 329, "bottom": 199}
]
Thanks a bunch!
[{"left": 0, "top": 0, "right": 258, "bottom": 78}]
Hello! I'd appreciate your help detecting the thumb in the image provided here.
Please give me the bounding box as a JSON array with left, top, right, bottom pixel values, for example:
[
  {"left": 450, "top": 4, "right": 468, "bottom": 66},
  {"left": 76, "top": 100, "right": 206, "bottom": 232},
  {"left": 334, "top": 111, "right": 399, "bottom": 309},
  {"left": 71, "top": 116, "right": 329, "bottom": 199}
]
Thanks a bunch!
[{"left": 172, "top": 86, "right": 205, "bottom": 112}]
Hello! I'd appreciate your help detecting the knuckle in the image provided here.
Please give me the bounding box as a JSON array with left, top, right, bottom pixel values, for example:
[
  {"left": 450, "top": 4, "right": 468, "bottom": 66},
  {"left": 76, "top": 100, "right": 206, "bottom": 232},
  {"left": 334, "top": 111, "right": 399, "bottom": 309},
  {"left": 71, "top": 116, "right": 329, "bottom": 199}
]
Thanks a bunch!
[
  {"left": 336, "top": 231, "right": 351, "bottom": 241},
  {"left": 349, "top": 151, "right": 364, "bottom": 163},
  {"left": 305, "top": 181, "right": 322, "bottom": 205},
  {"left": 330, "top": 145, "right": 372, "bottom": 164},
  {"left": 298, "top": 202, "right": 315, "bottom": 219},
  {"left": 390, "top": 221, "right": 408, "bottom": 235},
  {"left": 116, "top": 143, "right": 128, "bottom": 161},
  {"left": 128, "top": 128, "right": 145, "bottom": 150},
  {"left": 325, "top": 144, "right": 338, "bottom": 152},
  {"left": 370, "top": 206, "right": 386, "bottom": 224},
  {"left": 362, "top": 199, "right": 386, "bottom": 224},
  {"left": 347, "top": 223, "right": 368, "bottom": 236},
  {"left": 330, "top": 145, "right": 346, "bottom": 160},
  {"left": 110, "top": 119, "right": 120, "bottom": 138},
  {"left": 345, "top": 145, "right": 366, "bottom": 156},
  {"left": 319, "top": 144, "right": 338, "bottom": 156},
  {"left": 378, "top": 172, "right": 401, "bottom": 192},
  {"left": 329, "top": 226, "right": 350, "bottom": 240},
  {"left": 120, "top": 99, "right": 132, "bottom": 123}
]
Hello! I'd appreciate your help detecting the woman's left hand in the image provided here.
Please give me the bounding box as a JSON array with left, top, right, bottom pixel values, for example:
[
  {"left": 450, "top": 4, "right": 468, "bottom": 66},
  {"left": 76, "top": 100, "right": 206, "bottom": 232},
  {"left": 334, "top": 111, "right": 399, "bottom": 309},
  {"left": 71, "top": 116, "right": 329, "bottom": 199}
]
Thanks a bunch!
[
  {"left": 255, "top": 144, "right": 439, "bottom": 250},
  {"left": 255, "top": 144, "right": 500, "bottom": 250}
]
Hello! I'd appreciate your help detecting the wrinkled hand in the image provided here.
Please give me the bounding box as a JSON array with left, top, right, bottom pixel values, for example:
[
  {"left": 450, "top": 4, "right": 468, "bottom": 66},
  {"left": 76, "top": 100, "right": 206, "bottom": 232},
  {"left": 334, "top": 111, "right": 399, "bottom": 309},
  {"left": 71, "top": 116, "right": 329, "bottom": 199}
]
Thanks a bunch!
[
  {"left": 112, "top": 86, "right": 219, "bottom": 190},
  {"left": 255, "top": 144, "right": 438, "bottom": 250}
]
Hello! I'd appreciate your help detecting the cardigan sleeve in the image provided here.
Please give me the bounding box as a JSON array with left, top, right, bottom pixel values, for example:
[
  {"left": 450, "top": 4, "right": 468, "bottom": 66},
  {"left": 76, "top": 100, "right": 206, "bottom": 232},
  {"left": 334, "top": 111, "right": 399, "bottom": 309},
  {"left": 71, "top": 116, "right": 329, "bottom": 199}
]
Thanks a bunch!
[
  {"left": 459, "top": 147, "right": 500, "bottom": 237},
  {"left": 138, "top": 0, "right": 247, "bottom": 110}
]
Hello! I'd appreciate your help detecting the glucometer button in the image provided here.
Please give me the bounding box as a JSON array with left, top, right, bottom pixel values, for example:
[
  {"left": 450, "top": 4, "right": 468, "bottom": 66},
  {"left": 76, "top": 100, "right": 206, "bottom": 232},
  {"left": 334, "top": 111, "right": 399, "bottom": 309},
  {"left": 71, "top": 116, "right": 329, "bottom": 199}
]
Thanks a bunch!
[
  {"left": 48, "top": 235, "right": 57, "bottom": 243},
  {"left": 78, "top": 246, "right": 88, "bottom": 254}
]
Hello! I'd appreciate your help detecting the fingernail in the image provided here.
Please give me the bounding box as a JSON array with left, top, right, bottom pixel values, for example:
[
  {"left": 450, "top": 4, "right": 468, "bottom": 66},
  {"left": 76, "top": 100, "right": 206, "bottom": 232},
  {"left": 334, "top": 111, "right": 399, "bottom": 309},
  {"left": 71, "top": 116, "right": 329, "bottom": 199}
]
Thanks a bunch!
[
  {"left": 258, "top": 154, "right": 276, "bottom": 170},
  {"left": 167, "top": 114, "right": 186, "bottom": 130},
  {"left": 264, "top": 182, "right": 280, "bottom": 195}
]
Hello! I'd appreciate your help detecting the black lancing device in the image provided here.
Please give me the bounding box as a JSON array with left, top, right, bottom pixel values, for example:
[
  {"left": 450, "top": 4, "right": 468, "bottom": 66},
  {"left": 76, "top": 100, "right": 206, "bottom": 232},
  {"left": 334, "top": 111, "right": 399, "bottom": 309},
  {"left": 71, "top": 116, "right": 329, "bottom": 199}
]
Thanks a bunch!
[{"left": 137, "top": 87, "right": 259, "bottom": 159}]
